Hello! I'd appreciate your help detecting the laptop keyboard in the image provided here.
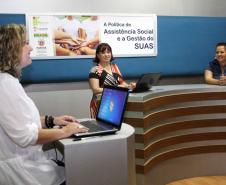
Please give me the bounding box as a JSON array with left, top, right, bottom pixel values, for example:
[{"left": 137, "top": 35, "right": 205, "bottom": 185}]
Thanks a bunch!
[{"left": 80, "top": 121, "right": 105, "bottom": 132}]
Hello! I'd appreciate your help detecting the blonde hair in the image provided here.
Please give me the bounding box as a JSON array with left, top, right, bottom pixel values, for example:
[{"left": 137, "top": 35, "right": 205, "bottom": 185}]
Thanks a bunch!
[{"left": 0, "top": 24, "right": 26, "bottom": 78}]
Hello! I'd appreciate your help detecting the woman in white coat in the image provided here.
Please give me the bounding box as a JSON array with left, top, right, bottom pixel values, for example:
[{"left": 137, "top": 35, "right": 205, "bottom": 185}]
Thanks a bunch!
[{"left": 0, "top": 24, "right": 88, "bottom": 185}]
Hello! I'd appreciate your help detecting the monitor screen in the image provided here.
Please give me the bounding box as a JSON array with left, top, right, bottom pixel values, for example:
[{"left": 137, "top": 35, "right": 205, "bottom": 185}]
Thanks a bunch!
[{"left": 97, "top": 86, "right": 128, "bottom": 127}]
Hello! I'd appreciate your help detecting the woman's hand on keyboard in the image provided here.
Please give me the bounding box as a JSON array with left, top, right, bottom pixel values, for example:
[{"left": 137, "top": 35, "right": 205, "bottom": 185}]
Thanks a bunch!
[
  {"left": 54, "top": 115, "right": 80, "bottom": 126},
  {"left": 62, "top": 122, "right": 89, "bottom": 136}
]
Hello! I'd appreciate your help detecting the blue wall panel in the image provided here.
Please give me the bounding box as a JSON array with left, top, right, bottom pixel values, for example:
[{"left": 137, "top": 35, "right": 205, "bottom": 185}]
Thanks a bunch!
[
  {"left": 0, "top": 14, "right": 25, "bottom": 25},
  {"left": 1, "top": 14, "right": 226, "bottom": 83}
]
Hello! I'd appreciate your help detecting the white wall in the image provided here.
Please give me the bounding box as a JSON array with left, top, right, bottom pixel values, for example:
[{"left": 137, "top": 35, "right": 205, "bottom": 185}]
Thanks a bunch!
[
  {"left": 1, "top": 0, "right": 226, "bottom": 17},
  {"left": 27, "top": 89, "right": 92, "bottom": 119},
  {"left": 24, "top": 82, "right": 92, "bottom": 118}
]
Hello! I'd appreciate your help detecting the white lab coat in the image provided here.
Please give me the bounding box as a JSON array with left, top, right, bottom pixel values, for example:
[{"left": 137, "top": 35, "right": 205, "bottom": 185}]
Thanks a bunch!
[{"left": 0, "top": 73, "right": 65, "bottom": 185}]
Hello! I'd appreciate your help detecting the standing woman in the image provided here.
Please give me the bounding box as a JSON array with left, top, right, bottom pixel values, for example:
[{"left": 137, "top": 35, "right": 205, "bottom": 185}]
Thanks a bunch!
[
  {"left": 0, "top": 24, "right": 88, "bottom": 185},
  {"left": 204, "top": 42, "right": 226, "bottom": 85},
  {"left": 89, "top": 43, "right": 136, "bottom": 118}
]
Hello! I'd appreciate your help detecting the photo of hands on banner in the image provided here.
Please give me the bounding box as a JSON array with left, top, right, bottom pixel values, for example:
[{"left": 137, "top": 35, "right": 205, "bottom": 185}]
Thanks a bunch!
[
  {"left": 53, "top": 15, "right": 99, "bottom": 56},
  {"left": 28, "top": 14, "right": 157, "bottom": 58}
]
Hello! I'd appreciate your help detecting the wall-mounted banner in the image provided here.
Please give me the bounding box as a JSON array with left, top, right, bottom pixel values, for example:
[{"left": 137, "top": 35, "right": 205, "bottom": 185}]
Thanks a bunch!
[{"left": 26, "top": 14, "right": 157, "bottom": 59}]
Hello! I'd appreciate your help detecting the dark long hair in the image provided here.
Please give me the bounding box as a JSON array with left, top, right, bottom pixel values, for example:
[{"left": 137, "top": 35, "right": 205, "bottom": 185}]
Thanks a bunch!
[{"left": 93, "top": 43, "right": 114, "bottom": 64}]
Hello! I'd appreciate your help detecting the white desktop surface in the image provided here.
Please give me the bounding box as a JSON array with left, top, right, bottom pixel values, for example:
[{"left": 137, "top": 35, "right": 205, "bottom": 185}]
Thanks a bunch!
[
  {"left": 128, "top": 84, "right": 226, "bottom": 101},
  {"left": 59, "top": 122, "right": 134, "bottom": 147}
]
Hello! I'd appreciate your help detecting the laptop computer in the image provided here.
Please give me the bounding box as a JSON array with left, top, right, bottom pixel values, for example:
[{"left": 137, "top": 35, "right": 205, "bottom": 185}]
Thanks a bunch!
[
  {"left": 130, "top": 73, "right": 161, "bottom": 93},
  {"left": 74, "top": 85, "right": 129, "bottom": 138}
]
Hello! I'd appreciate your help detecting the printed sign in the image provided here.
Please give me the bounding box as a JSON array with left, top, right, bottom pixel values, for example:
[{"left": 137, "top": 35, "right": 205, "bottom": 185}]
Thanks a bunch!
[{"left": 26, "top": 14, "right": 157, "bottom": 58}]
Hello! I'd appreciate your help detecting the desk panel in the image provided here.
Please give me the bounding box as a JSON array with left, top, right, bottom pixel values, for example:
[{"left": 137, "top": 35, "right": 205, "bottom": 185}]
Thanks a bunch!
[
  {"left": 124, "top": 84, "right": 226, "bottom": 185},
  {"left": 57, "top": 123, "right": 135, "bottom": 185}
]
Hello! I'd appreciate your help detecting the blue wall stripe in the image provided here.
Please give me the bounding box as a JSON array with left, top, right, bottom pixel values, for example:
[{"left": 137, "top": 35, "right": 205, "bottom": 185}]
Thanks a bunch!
[{"left": 0, "top": 14, "right": 226, "bottom": 83}]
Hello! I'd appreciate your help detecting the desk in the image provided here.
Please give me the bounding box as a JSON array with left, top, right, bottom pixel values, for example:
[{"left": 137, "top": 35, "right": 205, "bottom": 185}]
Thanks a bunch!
[
  {"left": 56, "top": 123, "right": 135, "bottom": 185},
  {"left": 123, "top": 84, "right": 226, "bottom": 185}
]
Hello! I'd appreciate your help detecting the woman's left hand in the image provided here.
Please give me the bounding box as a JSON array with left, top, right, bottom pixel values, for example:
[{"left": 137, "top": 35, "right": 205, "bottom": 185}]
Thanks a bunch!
[
  {"left": 54, "top": 115, "right": 79, "bottom": 126},
  {"left": 128, "top": 82, "right": 136, "bottom": 90}
]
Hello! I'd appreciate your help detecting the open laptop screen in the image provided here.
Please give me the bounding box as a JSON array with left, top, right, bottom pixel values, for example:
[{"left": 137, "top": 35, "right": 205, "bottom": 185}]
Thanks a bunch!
[{"left": 97, "top": 85, "right": 129, "bottom": 127}]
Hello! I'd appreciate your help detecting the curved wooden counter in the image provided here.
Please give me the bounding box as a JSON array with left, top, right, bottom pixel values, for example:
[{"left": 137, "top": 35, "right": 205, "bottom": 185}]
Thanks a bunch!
[
  {"left": 123, "top": 84, "right": 226, "bottom": 185},
  {"left": 166, "top": 175, "right": 226, "bottom": 185}
]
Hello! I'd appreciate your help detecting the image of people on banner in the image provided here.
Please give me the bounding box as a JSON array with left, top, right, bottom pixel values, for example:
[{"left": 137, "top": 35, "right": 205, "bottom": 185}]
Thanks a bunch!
[{"left": 52, "top": 15, "right": 100, "bottom": 56}]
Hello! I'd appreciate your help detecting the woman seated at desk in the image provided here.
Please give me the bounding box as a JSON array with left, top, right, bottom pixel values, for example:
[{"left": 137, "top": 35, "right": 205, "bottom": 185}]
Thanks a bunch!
[
  {"left": 0, "top": 24, "right": 88, "bottom": 185},
  {"left": 88, "top": 43, "right": 136, "bottom": 118},
  {"left": 205, "top": 42, "right": 226, "bottom": 85}
]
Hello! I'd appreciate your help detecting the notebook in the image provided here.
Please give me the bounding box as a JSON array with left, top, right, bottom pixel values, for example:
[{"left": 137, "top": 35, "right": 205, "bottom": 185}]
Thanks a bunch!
[
  {"left": 130, "top": 73, "right": 161, "bottom": 93},
  {"left": 74, "top": 85, "right": 129, "bottom": 138}
]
